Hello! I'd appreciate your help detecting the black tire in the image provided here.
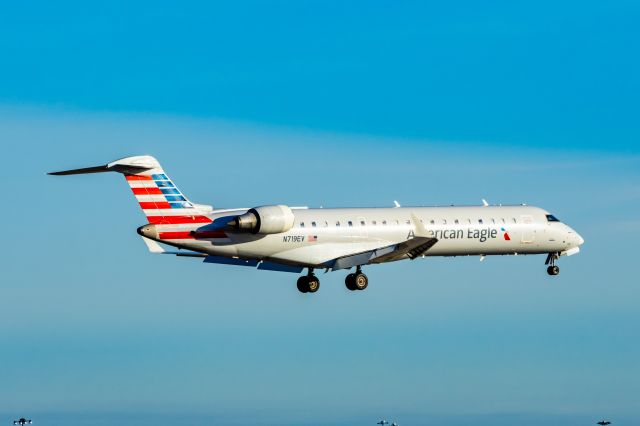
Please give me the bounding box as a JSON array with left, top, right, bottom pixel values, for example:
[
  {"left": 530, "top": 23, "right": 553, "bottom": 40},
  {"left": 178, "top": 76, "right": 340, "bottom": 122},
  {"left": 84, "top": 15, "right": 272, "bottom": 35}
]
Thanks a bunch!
[
  {"left": 307, "top": 277, "right": 320, "bottom": 293},
  {"left": 297, "top": 276, "right": 309, "bottom": 293},
  {"left": 345, "top": 273, "right": 357, "bottom": 291},
  {"left": 547, "top": 265, "right": 560, "bottom": 276},
  {"left": 354, "top": 273, "right": 368, "bottom": 290}
]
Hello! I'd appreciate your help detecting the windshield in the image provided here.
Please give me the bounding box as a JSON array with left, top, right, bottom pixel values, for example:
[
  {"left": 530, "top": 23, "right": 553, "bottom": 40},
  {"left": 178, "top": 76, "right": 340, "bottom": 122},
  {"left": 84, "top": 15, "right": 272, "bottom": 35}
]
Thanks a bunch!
[{"left": 546, "top": 214, "right": 560, "bottom": 222}]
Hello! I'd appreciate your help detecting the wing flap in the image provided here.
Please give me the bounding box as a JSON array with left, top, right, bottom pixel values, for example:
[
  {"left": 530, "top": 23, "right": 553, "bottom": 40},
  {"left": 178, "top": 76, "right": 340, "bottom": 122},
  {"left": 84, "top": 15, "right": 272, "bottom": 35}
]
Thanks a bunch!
[
  {"left": 328, "top": 236, "right": 438, "bottom": 271},
  {"left": 327, "top": 213, "right": 437, "bottom": 270},
  {"left": 372, "top": 236, "right": 438, "bottom": 263}
]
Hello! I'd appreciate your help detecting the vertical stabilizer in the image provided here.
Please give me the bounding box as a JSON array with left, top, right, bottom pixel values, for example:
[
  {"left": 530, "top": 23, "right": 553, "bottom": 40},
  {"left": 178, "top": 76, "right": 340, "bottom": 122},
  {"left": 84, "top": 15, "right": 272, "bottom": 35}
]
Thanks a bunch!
[{"left": 49, "top": 155, "right": 213, "bottom": 225}]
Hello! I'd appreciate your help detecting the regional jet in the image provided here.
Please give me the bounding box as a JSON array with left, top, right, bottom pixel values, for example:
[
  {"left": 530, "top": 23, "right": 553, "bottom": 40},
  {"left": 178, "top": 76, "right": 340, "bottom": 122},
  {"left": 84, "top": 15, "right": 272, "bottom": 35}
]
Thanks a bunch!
[
  {"left": 597, "top": 421, "right": 611, "bottom": 425},
  {"left": 13, "top": 419, "right": 32, "bottom": 426},
  {"left": 49, "top": 156, "right": 584, "bottom": 293}
]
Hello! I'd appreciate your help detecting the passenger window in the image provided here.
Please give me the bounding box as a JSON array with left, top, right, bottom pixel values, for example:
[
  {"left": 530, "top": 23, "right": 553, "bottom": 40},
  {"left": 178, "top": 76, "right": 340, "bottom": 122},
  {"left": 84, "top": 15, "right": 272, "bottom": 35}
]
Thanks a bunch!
[
  {"left": 324, "top": 221, "right": 328, "bottom": 227},
  {"left": 372, "top": 220, "right": 377, "bottom": 225},
  {"left": 478, "top": 219, "right": 483, "bottom": 224},
  {"left": 501, "top": 218, "right": 506, "bottom": 224},
  {"left": 405, "top": 220, "right": 410, "bottom": 225},
  {"left": 361, "top": 220, "right": 366, "bottom": 226},
  {"left": 395, "top": 220, "right": 400, "bottom": 225},
  {"left": 491, "top": 218, "right": 495, "bottom": 224},
  {"left": 454, "top": 219, "right": 459, "bottom": 224},
  {"left": 430, "top": 220, "right": 435, "bottom": 225},
  {"left": 348, "top": 221, "right": 353, "bottom": 227},
  {"left": 311, "top": 221, "right": 317, "bottom": 227},
  {"left": 442, "top": 219, "right": 447, "bottom": 224},
  {"left": 382, "top": 220, "right": 387, "bottom": 225},
  {"left": 512, "top": 218, "right": 517, "bottom": 223},
  {"left": 336, "top": 221, "right": 340, "bottom": 227},
  {"left": 300, "top": 222, "right": 305, "bottom": 227}
]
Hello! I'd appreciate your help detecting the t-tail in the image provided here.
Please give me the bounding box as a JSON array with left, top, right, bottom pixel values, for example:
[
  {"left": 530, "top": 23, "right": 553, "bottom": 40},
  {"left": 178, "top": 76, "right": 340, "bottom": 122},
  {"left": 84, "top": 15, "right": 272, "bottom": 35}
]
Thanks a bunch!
[{"left": 48, "top": 155, "right": 213, "bottom": 227}]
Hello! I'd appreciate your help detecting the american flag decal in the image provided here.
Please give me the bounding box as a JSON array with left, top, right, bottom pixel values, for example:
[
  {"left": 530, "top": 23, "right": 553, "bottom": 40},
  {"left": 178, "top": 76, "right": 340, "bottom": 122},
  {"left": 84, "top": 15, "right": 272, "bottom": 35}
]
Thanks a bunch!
[{"left": 308, "top": 235, "right": 318, "bottom": 242}]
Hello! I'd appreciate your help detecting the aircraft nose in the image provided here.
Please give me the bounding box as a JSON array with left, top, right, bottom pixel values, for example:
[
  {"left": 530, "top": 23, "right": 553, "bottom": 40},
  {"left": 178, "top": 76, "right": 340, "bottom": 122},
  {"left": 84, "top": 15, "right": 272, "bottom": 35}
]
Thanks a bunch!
[{"left": 569, "top": 229, "right": 584, "bottom": 247}]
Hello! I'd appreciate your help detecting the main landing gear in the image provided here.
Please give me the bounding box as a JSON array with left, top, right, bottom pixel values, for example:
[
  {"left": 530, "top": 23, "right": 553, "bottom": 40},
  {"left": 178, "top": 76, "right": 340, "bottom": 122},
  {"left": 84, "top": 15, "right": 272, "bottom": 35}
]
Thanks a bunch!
[
  {"left": 296, "top": 266, "right": 369, "bottom": 294},
  {"left": 297, "top": 269, "right": 320, "bottom": 293},
  {"left": 345, "top": 266, "right": 368, "bottom": 291},
  {"left": 545, "top": 253, "right": 560, "bottom": 276}
]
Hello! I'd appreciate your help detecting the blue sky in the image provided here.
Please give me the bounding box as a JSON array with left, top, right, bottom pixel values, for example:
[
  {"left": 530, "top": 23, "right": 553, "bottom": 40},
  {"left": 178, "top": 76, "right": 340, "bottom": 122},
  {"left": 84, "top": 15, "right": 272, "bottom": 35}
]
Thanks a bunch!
[{"left": 1, "top": 2, "right": 639, "bottom": 425}]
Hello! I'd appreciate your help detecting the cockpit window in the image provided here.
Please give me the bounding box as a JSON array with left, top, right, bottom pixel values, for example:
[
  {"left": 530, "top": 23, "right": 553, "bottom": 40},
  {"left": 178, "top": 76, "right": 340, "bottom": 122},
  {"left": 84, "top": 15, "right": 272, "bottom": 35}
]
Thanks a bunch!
[{"left": 546, "top": 214, "right": 560, "bottom": 222}]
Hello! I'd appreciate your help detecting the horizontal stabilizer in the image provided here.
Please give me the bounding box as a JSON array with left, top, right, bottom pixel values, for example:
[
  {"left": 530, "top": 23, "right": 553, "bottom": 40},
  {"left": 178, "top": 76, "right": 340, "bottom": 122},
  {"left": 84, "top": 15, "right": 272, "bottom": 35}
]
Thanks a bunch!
[
  {"left": 48, "top": 164, "right": 111, "bottom": 175},
  {"left": 48, "top": 155, "right": 159, "bottom": 176}
]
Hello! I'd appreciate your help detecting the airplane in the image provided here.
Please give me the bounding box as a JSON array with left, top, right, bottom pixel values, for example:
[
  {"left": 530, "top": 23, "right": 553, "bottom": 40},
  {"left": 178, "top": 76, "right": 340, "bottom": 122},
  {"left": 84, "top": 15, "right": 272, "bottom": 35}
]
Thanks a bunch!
[
  {"left": 49, "top": 155, "right": 584, "bottom": 293},
  {"left": 597, "top": 421, "right": 611, "bottom": 425},
  {"left": 377, "top": 421, "right": 389, "bottom": 425},
  {"left": 13, "top": 419, "right": 32, "bottom": 425}
]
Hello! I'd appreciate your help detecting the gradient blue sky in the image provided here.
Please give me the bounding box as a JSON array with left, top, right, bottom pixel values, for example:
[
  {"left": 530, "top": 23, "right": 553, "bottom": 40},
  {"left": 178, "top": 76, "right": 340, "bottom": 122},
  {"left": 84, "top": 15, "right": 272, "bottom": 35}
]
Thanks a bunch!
[{"left": 1, "top": 1, "right": 639, "bottom": 425}]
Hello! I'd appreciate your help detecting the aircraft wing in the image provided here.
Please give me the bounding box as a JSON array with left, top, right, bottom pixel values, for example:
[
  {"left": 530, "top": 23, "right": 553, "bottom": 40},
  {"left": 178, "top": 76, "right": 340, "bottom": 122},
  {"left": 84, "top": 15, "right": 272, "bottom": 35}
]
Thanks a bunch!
[
  {"left": 327, "top": 236, "right": 438, "bottom": 271},
  {"left": 327, "top": 212, "right": 437, "bottom": 270}
]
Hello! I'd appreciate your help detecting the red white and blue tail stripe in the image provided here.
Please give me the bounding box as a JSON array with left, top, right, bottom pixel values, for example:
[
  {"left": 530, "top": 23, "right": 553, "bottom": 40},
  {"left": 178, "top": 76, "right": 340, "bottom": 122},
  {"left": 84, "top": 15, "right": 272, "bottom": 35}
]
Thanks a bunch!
[
  {"left": 125, "top": 172, "right": 212, "bottom": 225},
  {"left": 49, "top": 155, "right": 214, "bottom": 228}
]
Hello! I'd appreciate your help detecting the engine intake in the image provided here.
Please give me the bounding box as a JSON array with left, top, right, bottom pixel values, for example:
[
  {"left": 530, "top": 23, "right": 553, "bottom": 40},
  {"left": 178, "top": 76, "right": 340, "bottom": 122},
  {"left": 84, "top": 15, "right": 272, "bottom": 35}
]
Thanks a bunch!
[{"left": 230, "top": 205, "right": 295, "bottom": 234}]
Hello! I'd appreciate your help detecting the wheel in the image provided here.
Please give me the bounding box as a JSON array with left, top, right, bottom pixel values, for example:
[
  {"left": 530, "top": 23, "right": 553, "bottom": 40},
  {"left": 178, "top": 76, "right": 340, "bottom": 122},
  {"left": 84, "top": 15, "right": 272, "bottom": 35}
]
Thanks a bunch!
[
  {"left": 354, "top": 273, "right": 368, "bottom": 290},
  {"left": 307, "top": 276, "right": 320, "bottom": 293},
  {"left": 297, "top": 276, "right": 309, "bottom": 293},
  {"left": 345, "top": 273, "right": 357, "bottom": 291},
  {"left": 547, "top": 265, "right": 560, "bottom": 276}
]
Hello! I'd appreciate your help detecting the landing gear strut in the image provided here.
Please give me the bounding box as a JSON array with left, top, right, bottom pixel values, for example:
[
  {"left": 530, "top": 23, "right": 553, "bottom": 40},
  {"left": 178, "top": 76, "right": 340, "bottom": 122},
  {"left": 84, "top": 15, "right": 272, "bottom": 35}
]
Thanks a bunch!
[
  {"left": 545, "top": 253, "right": 560, "bottom": 276},
  {"left": 345, "top": 266, "right": 368, "bottom": 291},
  {"left": 297, "top": 268, "right": 320, "bottom": 293}
]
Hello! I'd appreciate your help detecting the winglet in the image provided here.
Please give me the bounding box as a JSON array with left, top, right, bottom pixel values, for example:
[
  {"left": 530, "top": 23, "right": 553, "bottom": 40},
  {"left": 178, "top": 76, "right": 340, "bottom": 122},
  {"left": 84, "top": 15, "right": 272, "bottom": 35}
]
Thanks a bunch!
[
  {"left": 410, "top": 213, "right": 429, "bottom": 237},
  {"left": 482, "top": 199, "right": 489, "bottom": 206},
  {"left": 393, "top": 200, "right": 401, "bottom": 208}
]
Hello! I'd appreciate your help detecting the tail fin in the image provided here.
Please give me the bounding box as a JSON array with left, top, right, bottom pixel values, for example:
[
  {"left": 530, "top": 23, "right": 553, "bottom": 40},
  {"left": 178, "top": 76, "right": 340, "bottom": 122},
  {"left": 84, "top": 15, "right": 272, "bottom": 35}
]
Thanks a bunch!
[{"left": 49, "top": 155, "right": 213, "bottom": 225}]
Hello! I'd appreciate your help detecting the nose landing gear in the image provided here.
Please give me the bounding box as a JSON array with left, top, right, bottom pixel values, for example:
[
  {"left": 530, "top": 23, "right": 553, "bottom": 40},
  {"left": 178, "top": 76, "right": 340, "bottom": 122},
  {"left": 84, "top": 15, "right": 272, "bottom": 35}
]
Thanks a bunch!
[
  {"left": 297, "top": 269, "right": 320, "bottom": 293},
  {"left": 545, "top": 253, "right": 560, "bottom": 276}
]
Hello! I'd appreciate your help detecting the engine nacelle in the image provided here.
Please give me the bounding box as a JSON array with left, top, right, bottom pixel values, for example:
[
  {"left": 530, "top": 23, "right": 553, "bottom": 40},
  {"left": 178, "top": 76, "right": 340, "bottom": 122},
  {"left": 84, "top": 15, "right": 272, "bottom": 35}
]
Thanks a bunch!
[{"left": 230, "top": 205, "right": 295, "bottom": 234}]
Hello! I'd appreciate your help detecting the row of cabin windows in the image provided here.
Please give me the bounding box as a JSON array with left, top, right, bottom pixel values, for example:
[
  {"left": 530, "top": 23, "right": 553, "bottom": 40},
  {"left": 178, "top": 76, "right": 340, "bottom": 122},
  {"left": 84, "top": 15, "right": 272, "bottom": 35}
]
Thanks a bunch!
[{"left": 299, "top": 217, "right": 519, "bottom": 228}]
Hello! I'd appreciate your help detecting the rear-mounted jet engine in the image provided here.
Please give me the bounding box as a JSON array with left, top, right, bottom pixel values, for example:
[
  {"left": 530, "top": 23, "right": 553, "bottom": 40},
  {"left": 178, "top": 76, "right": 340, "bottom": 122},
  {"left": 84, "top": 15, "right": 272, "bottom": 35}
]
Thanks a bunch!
[{"left": 230, "top": 205, "right": 295, "bottom": 234}]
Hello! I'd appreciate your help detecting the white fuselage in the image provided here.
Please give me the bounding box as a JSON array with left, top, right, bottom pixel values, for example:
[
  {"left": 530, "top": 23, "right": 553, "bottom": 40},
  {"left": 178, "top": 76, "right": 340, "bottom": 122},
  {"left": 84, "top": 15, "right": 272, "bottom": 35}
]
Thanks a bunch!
[
  {"left": 166, "top": 205, "right": 583, "bottom": 268},
  {"left": 49, "top": 156, "right": 585, "bottom": 286}
]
